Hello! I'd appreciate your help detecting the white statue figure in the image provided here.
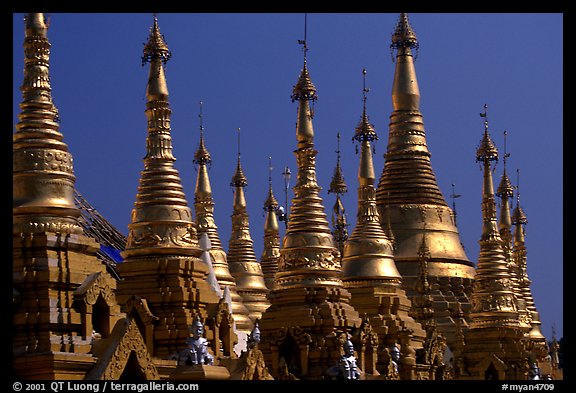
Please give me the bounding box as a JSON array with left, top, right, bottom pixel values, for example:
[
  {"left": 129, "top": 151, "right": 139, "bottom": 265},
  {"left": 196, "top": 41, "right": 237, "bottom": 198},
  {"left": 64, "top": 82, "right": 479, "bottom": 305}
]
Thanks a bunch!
[
  {"left": 327, "top": 338, "right": 360, "bottom": 380},
  {"left": 180, "top": 315, "right": 214, "bottom": 366},
  {"left": 390, "top": 343, "right": 401, "bottom": 374},
  {"left": 248, "top": 319, "right": 261, "bottom": 349}
]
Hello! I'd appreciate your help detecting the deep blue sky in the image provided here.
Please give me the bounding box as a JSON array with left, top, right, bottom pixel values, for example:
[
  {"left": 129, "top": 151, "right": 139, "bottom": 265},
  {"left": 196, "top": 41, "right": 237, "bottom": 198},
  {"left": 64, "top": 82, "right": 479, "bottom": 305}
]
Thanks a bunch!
[{"left": 13, "top": 13, "right": 563, "bottom": 339}]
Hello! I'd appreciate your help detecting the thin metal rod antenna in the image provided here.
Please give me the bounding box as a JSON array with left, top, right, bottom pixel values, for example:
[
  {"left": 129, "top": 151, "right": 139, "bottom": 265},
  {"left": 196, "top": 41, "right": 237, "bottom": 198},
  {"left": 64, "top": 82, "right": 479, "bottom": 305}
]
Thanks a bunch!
[
  {"left": 199, "top": 100, "right": 204, "bottom": 135},
  {"left": 298, "top": 13, "right": 309, "bottom": 62},
  {"left": 236, "top": 127, "right": 241, "bottom": 158},
  {"left": 282, "top": 166, "right": 291, "bottom": 228},
  {"left": 304, "top": 13, "right": 307, "bottom": 44},
  {"left": 362, "top": 68, "right": 369, "bottom": 105},
  {"left": 268, "top": 156, "right": 273, "bottom": 186},
  {"left": 503, "top": 130, "right": 510, "bottom": 166},
  {"left": 516, "top": 168, "right": 521, "bottom": 202},
  {"left": 450, "top": 183, "right": 462, "bottom": 226}
]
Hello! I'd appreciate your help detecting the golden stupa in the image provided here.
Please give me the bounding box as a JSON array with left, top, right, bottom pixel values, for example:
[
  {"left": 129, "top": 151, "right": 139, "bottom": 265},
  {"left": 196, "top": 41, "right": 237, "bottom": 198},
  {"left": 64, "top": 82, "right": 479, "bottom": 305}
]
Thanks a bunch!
[
  {"left": 375, "top": 14, "right": 475, "bottom": 348},
  {"left": 258, "top": 48, "right": 362, "bottom": 379},
  {"left": 227, "top": 132, "right": 271, "bottom": 322}
]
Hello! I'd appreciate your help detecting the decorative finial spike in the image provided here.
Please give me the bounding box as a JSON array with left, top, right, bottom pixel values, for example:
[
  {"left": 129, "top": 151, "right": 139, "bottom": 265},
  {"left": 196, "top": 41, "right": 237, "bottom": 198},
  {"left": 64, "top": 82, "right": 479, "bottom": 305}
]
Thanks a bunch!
[
  {"left": 329, "top": 132, "right": 348, "bottom": 195},
  {"left": 390, "top": 13, "right": 419, "bottom": 61},
  {"left": 231, "top": 128, "right": 247, "bottom": 188},
  {"left": 353, "top": 68, "right": 377, "bottom": 143},
  {"left": 293, "top": 15, "right": 316, "bottom": 102},
  {"left": 476, "top": 104, "right": 498, "bottom": 164},
  {"left": 142, "top": 13, "right": 171, "bottom": 66},
  {"left": 193, "top": 101, "right": 211, "bottom": 166}
]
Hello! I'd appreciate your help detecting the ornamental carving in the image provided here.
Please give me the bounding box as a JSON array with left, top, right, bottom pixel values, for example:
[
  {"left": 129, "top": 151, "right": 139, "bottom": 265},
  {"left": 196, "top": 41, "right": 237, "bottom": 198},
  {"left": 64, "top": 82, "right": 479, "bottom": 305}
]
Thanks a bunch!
[
  {"left": 351, "top": 316, "right": 379, "bottom": 349},
  {"left": 270, "top": 326, "right": 312, "bottom": 347},
  {"left": 85, "top": 318, "right": 160, "bottom": 380},
  {"left": 74, "top": 272, "right": 116, "bottom": 307},
  {"left": 128, "top": 223, "right": 197, "bottom": 248},
  {"left": 13, "top": 220, "right": 83, "bottom": 235},
  {"left": 471, "top": 293, "right": 516, "bottom": 313},
  {"left": 280, "top": 249, "right": 340, "bottom": 271},
  {"left": 130, "top": 226, "right": 162, "bottom": 247}
]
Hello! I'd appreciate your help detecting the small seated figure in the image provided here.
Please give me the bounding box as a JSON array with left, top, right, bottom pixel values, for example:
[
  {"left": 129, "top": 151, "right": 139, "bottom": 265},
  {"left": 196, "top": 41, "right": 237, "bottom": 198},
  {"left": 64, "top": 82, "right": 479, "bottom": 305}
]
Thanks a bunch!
[
  {"left": 326, "top": 339, "right": 360, "bottom": 380},
  {"left": 179, "top": 315, "right": 214, "bottom": 366}
]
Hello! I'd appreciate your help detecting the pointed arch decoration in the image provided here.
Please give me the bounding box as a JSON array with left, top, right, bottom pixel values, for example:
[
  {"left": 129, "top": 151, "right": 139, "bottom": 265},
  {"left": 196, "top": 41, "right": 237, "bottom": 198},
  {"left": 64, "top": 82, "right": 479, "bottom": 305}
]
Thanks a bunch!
[
  {"left": 74, "top": 271, "right": 120, "bottom": 338},
  {"left": 124, "top": 295, "right": 159, "bottom": 355},
  {"left": 85, "top": 317, "right": 160, "bottom": 380}
]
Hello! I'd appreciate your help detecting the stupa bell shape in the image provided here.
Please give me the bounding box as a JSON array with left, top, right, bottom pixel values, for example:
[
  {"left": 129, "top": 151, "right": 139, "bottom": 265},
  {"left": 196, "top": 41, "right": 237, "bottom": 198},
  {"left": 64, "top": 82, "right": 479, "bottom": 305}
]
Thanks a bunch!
[{"left": 375, "top": 13, "right": 474, "bottom": 346}]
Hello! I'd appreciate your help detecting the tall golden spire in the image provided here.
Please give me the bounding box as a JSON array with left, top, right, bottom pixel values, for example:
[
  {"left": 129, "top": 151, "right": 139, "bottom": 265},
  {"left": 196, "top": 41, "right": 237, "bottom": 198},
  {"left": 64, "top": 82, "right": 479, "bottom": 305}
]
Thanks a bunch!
[
  {"left": 343, "top": 68, "right": 400, "bottom": 283},
  {"left": 375, "top": 13, "right": 474, "bottom": 348},
  {"left": 261, "top": 157, "right": 281, "bottom": 291},
  {"left": 122, "top": 15, "right": 195, "bottom": 258},
  {"left": 470, "top": 105, "right": 521, "bottom": 328},
  {"left": 227, "top": 129, "right": 270, "bottom": 323},
  {"left": 460, "top": 106, "right": 527, "bottom": 379},
  {"left": 259, "top": 21, "right": 361, "bottom": 379},
  {"left": 276, "top": 37, "right": 341, "bottom": 289},
  {"left": 512, "top": 170, "right": 546, "bottom": 345},
  {"left": 341, "top": 69, "right": 426, "bottom": 370},
  {"left": 328, "top": 132, "right": 349, "bottom": 262},
  {"left": 13, "top": 13, "right": 82, "bottom": 235},
  {"left": 192, "top": 102, "right": 253, "bottom": 333},
  {"left": 117, "top": 14, "right": 225, "bottom": 359}
]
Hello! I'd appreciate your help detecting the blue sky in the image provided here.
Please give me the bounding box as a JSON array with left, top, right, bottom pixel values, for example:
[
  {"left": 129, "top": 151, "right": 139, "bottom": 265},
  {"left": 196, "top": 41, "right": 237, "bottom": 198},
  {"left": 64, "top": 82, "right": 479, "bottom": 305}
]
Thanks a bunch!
[{"left": 12, "top": 13, "right": 563, "bottom": 339}]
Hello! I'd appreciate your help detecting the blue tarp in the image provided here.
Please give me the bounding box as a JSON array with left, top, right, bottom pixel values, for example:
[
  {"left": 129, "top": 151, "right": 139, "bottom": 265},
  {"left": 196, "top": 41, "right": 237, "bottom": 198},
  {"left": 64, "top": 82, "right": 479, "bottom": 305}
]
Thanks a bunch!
[{"left": 100, "top": 245, "right": 124, "bottom": 263}]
